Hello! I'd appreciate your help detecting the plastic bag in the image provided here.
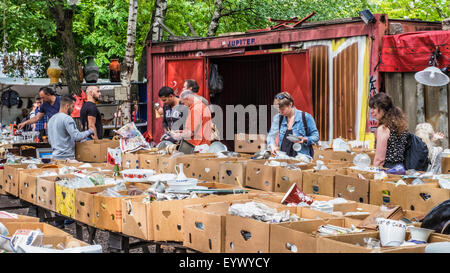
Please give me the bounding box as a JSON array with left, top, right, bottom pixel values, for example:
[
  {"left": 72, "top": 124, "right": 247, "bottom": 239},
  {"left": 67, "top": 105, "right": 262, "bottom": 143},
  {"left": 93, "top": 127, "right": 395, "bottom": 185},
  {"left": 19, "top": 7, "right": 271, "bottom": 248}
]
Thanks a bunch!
[
  {"left": 332, "top": 138, "right": 350, "bottom": 151},
  {"left": 353, "top": 154, "right": 371, "bottom": 169},
  {"left": 385, "top": 164, "right": 406, "bottom": 175}
]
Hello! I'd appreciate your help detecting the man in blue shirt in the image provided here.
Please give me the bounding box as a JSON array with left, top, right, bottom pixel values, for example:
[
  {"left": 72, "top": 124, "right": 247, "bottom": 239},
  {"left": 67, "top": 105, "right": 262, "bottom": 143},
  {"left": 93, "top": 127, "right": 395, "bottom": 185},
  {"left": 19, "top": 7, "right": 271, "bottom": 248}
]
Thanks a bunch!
[
  {"left": 32, "top": 97, "right": 48, "bottom": 139},
  {"left": 18, "top": 87, "right": 60, "bottom": 130}
]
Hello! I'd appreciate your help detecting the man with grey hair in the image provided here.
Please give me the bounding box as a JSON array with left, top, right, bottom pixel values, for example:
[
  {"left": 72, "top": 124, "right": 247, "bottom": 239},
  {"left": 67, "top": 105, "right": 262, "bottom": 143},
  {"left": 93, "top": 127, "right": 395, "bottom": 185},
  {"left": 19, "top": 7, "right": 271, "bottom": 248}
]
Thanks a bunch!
[
  {"left": 183, "top": 79, "right": 209, "bottom": 105},
  {"left": 170, "top": 90, "right": 212, "bottom": 146},
  {"left": 80, "top": 86, "right": 103, "bottom": 139}
]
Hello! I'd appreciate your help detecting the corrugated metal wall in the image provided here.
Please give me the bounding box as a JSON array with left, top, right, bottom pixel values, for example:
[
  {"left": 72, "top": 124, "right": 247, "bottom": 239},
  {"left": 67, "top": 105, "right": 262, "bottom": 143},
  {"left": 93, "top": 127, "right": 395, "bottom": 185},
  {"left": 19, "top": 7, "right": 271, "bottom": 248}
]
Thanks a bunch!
[
  {"left": 333, "top": 43, "right": 358, "bottom": 140},
  {"left": 309, "top": 45, "right": 330, "bottom": 141}
]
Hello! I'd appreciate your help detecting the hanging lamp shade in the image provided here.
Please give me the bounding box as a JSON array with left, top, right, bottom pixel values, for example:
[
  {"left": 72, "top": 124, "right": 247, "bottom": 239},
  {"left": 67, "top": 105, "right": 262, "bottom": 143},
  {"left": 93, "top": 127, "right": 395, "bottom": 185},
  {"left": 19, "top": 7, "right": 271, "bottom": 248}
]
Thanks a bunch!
[{"left": 414, "top": 66, "right": 450, "bottom": 87}]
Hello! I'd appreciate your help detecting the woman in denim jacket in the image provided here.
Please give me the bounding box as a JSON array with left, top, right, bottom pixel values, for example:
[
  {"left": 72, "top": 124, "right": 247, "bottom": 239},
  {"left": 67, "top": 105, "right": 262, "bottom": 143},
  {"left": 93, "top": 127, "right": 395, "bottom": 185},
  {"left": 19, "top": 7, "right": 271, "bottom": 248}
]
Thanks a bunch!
[{"left": 267, "top": 92, "right": 319, "bottom": 157}]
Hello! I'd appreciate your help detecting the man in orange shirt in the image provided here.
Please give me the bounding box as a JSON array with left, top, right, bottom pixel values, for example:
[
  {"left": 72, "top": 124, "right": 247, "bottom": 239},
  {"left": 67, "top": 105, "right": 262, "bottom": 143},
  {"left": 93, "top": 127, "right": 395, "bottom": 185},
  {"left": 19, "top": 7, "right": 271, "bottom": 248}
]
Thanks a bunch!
[{"left": 170, "top": 90, "right": 212, "bottom": 146}]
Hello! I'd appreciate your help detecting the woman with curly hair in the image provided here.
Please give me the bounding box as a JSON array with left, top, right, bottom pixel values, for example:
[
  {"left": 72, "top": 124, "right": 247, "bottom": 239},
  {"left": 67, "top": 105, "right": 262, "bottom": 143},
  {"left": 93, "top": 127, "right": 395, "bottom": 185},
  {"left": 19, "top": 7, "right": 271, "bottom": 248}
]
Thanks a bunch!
[{"left": 369, "top": 93, "right": 409, "bottom": 168}]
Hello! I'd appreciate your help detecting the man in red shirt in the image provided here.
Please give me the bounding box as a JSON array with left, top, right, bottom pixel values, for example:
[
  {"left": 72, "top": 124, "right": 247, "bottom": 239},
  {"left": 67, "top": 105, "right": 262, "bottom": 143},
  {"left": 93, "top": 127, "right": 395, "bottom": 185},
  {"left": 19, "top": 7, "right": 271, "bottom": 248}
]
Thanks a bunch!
[{"left": 170, "top": 90, "right": 212, "bottom": 146}]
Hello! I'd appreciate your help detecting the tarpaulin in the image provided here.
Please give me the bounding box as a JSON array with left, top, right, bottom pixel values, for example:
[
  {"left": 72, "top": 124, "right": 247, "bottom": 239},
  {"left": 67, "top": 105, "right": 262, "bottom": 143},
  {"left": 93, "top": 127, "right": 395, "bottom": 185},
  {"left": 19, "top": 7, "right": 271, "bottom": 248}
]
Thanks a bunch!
[{"left": 379, "top": 31, "right": 450, "bottom": 72}]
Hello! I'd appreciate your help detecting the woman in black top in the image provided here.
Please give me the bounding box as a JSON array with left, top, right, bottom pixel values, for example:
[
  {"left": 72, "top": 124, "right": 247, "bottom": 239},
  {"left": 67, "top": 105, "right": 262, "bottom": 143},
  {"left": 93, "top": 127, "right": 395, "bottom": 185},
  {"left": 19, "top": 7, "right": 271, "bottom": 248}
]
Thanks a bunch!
[{"left": 369, "top": 93, "right": 409, "bottom": 168}]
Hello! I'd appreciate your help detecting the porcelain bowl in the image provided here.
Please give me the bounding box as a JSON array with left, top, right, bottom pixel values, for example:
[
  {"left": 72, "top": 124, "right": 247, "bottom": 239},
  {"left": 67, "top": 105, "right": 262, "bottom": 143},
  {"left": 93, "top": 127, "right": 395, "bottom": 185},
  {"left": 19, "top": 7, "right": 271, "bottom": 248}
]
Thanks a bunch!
[
  {"left": 408, "top": 226, "right": 434, "bottom": 243},
  {"left": 166, "top": 178, "right": 198, "bottom": 191}
]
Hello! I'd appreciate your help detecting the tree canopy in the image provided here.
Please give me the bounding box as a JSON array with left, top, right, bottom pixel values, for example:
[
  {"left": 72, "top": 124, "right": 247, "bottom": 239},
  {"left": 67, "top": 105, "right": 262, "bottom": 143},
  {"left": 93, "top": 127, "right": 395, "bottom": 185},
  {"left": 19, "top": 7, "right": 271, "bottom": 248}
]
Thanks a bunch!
[{"left": 1, "top": 0, "right": 448, "bottom": 78}]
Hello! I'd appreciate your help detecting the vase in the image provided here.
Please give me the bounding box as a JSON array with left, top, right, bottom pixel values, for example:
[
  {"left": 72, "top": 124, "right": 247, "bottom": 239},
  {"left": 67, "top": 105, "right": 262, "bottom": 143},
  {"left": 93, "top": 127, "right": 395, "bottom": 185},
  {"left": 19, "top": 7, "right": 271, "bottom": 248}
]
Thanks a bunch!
[
  {"left": 109, "top": 59, "right": 121, "bottom": 82},
  {"left": 47, "top": 58, "right": 62, "bottom": 85},
  {"left": 84, "top": 56, "right": 99, "bottom": 83},
  {"left": 78, "top": 62, "right": 84, "bottom": 82}
]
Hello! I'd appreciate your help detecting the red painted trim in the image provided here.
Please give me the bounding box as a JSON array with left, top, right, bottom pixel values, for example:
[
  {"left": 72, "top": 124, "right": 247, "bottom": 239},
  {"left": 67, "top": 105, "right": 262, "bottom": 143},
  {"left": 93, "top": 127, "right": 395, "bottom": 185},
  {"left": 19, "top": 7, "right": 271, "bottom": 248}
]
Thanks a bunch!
[{"left": 149, "top": 21, "right": 373, "bottom": 54}]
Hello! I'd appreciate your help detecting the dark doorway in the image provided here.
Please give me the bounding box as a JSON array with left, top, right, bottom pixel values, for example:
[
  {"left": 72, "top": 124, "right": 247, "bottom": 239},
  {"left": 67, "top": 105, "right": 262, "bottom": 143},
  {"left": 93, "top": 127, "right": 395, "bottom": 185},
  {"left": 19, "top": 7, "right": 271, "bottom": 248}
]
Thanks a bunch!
[{"left": 209, "top": 53, "right": 281, "bottom": 151}]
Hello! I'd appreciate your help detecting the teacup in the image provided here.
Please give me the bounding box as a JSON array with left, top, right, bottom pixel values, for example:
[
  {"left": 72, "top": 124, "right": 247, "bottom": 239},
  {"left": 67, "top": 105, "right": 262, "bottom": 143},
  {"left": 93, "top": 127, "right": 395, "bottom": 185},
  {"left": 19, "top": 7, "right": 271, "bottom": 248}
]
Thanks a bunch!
[{"left": 376, "top": 218, "right": 406, "bottom": 247}]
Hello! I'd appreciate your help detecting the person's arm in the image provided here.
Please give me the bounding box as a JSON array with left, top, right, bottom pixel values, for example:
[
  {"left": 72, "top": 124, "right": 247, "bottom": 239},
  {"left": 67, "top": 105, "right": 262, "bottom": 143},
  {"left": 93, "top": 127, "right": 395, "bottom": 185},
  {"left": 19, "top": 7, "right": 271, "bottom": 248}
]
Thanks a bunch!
[
  {"left": 267, "top": 114, "right": 280, "bottom": 154},
  {"left": 304, "top": 113, "right": 319, "bottom": 145},
  {"left": 64, "top": 116, "right": 93, "bottom": 142},
  {"left": 374, "top": 125, "right": 390, "bottom": 167},
  {"left": 18, "top": 112, "right": 44, "bottom": 129},
  {"left": 88, "top": 116, "right": 98, "bottom": 140},
  {"left": 162, "top": 108, "right": 169, "bottom": 131}
]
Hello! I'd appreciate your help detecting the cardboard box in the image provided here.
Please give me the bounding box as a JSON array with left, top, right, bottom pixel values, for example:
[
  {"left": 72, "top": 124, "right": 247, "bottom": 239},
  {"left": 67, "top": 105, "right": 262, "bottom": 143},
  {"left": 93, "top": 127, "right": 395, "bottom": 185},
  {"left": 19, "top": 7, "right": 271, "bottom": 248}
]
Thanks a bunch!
[
  {"left": 314, "top": 149, "right": 376, "bottom": 163},
  {"left": 441, "top": 157, "right": 450, "bottom": 174},
  {"left": 274, "top": 167, "right": 304, "bottom": 193},
  {"left": 93, "top": 183, "right": 150, "bottom": 232},
  {"left": 0, "top": 169, "right": 5, "bottom": 195},
  {"left": 234, "top": 134, "right": 267, "bottom": 153},
  {"left": 139, "top": 153, "right": 163, "bottom": 170},
  {"left": 316, "top": 231, "right": 450, "bottom": 253},
  {"left": 75, "top": 185, "right": 113, "bottom": 225},
  {"left": 369, "top": 180, "right": 438, "bottom": 208},
  {"left": 183, "top": 199, "right": 251, "bottom": 253},
  {"left": 223, "top": 203, "right": 333, "bottom": 253},
  {"left": 75, "top": 139, "right": 120, "bottom": 162},
  {"left": 302, "top": 169, "right": 345, "bottom": 197},
  {"left": 122, "top": 196, "right": 153, "bottom": 241},
  {"left": 36, "top": 176, "right": 59, "bottom": 211},
  {"left": 156, "top": 154, "right": 215, "bottom": 174},
  {"left": 4, "top": 164, "right": 47, "bottom": 197},
  {"left": 219, "top": 161, "right": 247, "bottom": 186},
  {"left": 334, "top": 174, "right": 370, "bottom": 203},
  {"left": 223, "top": 199, "right": 301, "bottom": 253},
  {"left": 121, "top": 151, "right": 161, "bottom": 170},
  {"left": 405, "top": 186, "right": 450, "bottom": 213},
  {"left": 245, "top": 161, "right": 276, "bottom": 191},
  {"left": 190, "top": 158, "right": 246, "bottom": 182},
  {"left": 0, "top": 212, "right": 40, "bottom": 223},
  {"left": 152, "top": 193, "right": 251, "bottom": 242},
  {"left": 2, "top": 222, "right": 71, "bottom": 237},
  {"left": 270, "top": 218, "right": 355, "bottom": 253},
  {"left": 19, "top": 168, "right": 61, "bottom": 204}
]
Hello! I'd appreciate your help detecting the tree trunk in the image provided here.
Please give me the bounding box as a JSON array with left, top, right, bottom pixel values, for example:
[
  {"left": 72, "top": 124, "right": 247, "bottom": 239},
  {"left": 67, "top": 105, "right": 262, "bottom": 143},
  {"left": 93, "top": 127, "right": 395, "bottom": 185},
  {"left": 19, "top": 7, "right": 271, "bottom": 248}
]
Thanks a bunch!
[
  {"left": 138, "top": 0, "right": 167, "bottom": 90},
  {"left": 48, "top": 0, "right": 81, "bottom": 96},
  {"left": 207, "top": 0, "right": 224, "bottom": 37},
  {"left": 121, "top": 0, "right": 138, "bottom": 124},
  {"left": 151, "top": 0, "right": 168, "bottom": 42}
]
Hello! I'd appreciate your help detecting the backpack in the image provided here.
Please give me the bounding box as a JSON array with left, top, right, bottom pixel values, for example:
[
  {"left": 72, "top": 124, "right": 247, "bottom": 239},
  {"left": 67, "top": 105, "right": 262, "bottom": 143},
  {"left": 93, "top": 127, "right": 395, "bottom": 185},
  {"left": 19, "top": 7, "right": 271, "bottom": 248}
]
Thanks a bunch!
[
  {"left": 421, "top": 199, "right": 450, "bottom": 234},
  {"left": 279, "top": 111, "right": 314, "bottom": 158},
  {"left": 403, "top": 133, "right": 430, "bottom": 171}
]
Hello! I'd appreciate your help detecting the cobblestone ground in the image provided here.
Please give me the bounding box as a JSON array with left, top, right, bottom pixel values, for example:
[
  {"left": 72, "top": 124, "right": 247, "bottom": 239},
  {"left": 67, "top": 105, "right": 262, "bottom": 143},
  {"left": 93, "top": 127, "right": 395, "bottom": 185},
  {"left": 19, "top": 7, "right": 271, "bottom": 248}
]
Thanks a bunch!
[{"left": 0, "top": 195, "right": 186, "bottom": 253}]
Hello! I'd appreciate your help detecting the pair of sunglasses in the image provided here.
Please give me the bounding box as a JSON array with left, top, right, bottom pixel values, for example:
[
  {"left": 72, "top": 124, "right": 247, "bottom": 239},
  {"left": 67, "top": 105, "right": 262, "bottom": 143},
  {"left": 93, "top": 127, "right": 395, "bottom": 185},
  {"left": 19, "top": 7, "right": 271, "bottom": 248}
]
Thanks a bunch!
[{"left": 274, "top": 93, "right": 293, "bottom": 101}]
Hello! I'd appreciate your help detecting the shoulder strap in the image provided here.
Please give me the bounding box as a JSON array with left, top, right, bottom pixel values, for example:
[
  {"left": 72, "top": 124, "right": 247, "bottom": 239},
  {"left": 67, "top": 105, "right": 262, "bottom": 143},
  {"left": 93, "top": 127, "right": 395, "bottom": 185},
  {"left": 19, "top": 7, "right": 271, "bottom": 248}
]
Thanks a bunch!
[
  {"left": 302, "top": 111, "right": 309, "bottom": 136},
  {"left": 278, "top": 115, "right": 284, "bottom": 131}
]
